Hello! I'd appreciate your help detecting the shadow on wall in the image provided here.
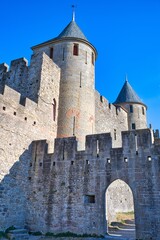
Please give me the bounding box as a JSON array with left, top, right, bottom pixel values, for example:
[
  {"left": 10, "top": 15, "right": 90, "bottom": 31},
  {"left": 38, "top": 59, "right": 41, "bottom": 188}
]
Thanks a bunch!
[{"left": 0, "top": 144, "right": 32, "bottom": 231}]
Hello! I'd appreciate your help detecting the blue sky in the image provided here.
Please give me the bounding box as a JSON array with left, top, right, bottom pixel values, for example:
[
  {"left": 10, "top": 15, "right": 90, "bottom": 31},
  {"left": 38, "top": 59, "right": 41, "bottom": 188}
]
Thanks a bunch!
[{"left": 0, "top": 0, "right": 160, "bottom": 130}]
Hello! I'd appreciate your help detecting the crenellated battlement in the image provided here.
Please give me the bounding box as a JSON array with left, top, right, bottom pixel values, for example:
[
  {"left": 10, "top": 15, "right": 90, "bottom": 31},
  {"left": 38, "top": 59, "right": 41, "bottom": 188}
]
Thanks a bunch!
[
  {"left": 95, "top": 90, "right": 127, "bottom": 116},
  {"left": 95, "top": 90, "right": 128, "bottom": 148},
  {"left": 31, "top": 128, "right": 158, "bottom": 167},
  {"left": 0, "top": 85, "right": 37, "bottom": 118}
]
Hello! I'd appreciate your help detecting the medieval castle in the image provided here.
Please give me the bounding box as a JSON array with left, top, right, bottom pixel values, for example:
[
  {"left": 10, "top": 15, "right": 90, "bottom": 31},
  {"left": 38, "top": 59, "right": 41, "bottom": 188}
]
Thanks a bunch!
[{"left": 0, "top": 14, "right": 160, "bottom": 240}]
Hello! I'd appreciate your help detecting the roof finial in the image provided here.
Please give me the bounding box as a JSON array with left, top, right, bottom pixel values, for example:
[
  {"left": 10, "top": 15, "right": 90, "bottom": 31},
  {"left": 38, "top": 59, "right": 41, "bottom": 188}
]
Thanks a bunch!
[
  {"left": 125, "top": 73, "right": 128, "bottom": 82},
  {"left": 72, "top": 5, "right": 75, "bottom": 21}
]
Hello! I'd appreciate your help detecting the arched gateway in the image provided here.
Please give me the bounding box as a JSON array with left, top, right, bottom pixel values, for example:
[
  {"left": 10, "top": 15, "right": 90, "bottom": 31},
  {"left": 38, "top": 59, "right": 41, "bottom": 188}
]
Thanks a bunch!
[{"left": 106, "top": 179, "right": 135, "bottom": 238}]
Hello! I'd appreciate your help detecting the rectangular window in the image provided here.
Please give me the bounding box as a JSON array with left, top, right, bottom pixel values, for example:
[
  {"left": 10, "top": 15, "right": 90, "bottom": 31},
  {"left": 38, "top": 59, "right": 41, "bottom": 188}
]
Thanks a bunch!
[
  {"left": 130, "top": 105, "right": 133, "bottom": 113},
  {"left": 92, "top": 52, "right": 95, "bottom": 65},
  {"left": 73, "top": 44, "right": 79, "bottom": 56},
  {"left": 132, "top": 123, "right": 136, "bottom": 129},
  {"left": 142, "top": 107, "right": 145, "bottom": 115},
  {"left": 84, "top": 195, "right": 95, "bottom": 204},
  {"left": 50, "top": 47, "right": 53, "bottom": 59}
]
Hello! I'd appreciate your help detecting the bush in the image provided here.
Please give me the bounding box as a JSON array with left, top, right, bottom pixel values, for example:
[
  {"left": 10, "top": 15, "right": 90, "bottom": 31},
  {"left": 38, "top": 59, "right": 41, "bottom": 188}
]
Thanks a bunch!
[{"left": 29, "top": 231, "right": 42, "bottom": 236}]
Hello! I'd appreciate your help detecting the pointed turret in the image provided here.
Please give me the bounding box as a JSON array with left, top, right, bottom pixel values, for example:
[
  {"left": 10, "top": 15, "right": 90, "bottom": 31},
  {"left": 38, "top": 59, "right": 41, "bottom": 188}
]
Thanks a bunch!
[
  {"left": 114, "top": 79, "right": 144, "bottom": 105},
  {"left": 32, "top": 18, "right": 97, "bottom": 57},
  {"left": 31, "top": 15, "right": 97, "bottom": 149},
  {"left": 114, "top": 78, "right": 148, "bottom": 130},
  {"left": 57, "top": 20, "right": 88, "bottom": 41}
]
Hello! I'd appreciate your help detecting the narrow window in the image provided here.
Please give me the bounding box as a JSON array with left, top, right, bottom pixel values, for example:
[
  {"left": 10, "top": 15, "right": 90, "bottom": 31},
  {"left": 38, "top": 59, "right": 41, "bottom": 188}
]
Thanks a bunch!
[
  {"left": 142, "top": 107, "right": 145, "bottom": 115},
  {"left": 73, "top": 116, "right": 76, "bottom": 136},
  {"left": 114, "top": 129, "right": 117, "bottom": 140},
  {"left": 97, "top": 140, "right": 99, "bottom": 157},
  {"left": 85, "top": 51, "right": 87, "bottom": 64},
  {"left": 135, "top": 134, "right": 138, "bottom": 153},
  {"left": 53, "top": 98, "right": 56, "bottom": 121},
  {"left": 100, "top": 96, "right": 103, "bottom": 102},
  {"left": 86, "top": 160, "right": 89, "bottom": 165},
  {"left": 130, "top": 105, "right": 133, "bottom": 113},
  {"left": 62, "top": 47, "right": 65, "bottom": 61},
  {"left": 80, "top": 72, "right": 82, "bottom": 88},
  {"left": 50, "top": 47, "right": 53, "bottom": 59},
  {"left": 73, "top": 44, "right": 79, "bottom": 56},
  {"left": 3, "top": 106, "right": 6, "bottom": 111},
  {"left": 132, "top": 123, "right": 136, "bottom": 130},
  {"left": 92, "top": 52, "right": 95, "bottom": 65}
]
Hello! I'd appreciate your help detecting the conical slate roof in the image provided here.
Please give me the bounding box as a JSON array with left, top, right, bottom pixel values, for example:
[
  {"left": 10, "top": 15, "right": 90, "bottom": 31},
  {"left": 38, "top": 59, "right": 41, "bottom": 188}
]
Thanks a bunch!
[
  {"left": 114, "top": 80, "right": 143, "bottom": 104},
  {"left": 57, "top": 20, "right": 88, "bottom": 40}
]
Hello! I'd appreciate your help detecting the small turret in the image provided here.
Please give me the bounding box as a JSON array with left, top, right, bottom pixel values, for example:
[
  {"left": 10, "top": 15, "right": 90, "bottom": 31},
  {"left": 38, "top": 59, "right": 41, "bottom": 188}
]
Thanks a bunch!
[{"left": 114, "top": 77, "right": 147, "bottom": 130}]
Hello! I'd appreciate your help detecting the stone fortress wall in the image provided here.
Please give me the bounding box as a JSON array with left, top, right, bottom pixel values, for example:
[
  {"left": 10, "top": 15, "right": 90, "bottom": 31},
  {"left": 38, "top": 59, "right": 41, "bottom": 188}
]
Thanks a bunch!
[
  {"left": 95, "top": 90, "right": 128, "bottom": 148},
  {"left": 26, "top": 129, "right": 160, "bottom": 239},
  {"left": 0, "top": 52, "right": 60, "bottom": 229}
]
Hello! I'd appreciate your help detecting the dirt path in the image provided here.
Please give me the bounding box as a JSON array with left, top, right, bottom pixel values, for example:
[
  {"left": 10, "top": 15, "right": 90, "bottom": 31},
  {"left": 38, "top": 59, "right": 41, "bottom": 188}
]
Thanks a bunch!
[{"left": 107, "top": 220, "right": 135, "bottom": 239}]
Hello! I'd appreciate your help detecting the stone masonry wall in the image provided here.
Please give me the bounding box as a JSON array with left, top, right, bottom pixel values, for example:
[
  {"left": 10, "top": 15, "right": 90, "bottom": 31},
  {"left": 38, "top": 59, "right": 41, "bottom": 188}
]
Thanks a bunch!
[
  {"left": 0, "top": 52, "right": 60, "bottom": 230},
  {"left": 95, "top": 91, "right": 128, "bottom": 147},
  {"left": 26, "top": 129, "right": 160, "bottom": 240},
  {"left": 33, "top": 41, "right": 96, "bottom": 150}
]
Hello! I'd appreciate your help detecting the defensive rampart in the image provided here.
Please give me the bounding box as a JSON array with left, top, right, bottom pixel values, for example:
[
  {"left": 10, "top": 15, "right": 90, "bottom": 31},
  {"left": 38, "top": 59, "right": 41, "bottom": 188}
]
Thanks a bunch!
[{"left": 25, "top": 129, "right": 160, "bottom": 239}]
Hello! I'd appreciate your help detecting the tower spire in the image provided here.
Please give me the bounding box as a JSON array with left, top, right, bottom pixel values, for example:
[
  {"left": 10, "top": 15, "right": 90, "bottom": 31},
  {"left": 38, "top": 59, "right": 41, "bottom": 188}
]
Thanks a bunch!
[
  {"left": 72, "top": 5, "right": 75, "bottom": 21},
  {"left": 125, "top": 73, "right": 128, "bottom": 82}
]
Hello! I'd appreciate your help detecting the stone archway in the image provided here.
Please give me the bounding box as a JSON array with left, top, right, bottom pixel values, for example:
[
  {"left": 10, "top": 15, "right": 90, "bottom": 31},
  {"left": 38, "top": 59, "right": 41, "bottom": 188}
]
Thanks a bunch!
[{"left": 105, "top": 179, "right": 136, "bottom": 238}]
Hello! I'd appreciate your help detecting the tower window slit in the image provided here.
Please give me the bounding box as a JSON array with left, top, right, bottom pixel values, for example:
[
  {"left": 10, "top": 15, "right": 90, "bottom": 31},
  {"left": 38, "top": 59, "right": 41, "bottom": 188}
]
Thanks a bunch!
[
  {"left": 80, "top": 72, "right": 82, "bottom": 87},
  {"left": 50, "top": 47, "right": 53, "bottom": 59},
  {"left": 53, "top": 98, "right": 56, "bottom": 121},
  {"left": 114, "top": 129, "right": 117, "bottom": 140},
  {"left": 73, "top": 44, "right": 79, "bottom": 56},
  {"left": 85, "top": 51, "right": 87, "bottom": 64},
  {"left": 142, "top": 107, "right": 145, "bottom": 115},
  {"left": 97, "top": 140, "right": 99, "bottom": 157},
  {"left": 62, "top": 47, "right": 65, "bottom": 60},
  {"left": 73, "top": 116, "right": 76, "bottom": 136},
  {"left": 130, "top": 105, "right": 133, "bottom": 113}
]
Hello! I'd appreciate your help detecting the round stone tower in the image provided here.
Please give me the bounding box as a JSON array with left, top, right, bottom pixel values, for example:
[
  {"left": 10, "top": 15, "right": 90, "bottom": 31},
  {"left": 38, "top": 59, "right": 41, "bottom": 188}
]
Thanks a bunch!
[
  {"left": 32, "top": 16, "right": 97, "bottom": 149},
  {"left": 114, "top": 78, "right": 147, "bottom": 130}
]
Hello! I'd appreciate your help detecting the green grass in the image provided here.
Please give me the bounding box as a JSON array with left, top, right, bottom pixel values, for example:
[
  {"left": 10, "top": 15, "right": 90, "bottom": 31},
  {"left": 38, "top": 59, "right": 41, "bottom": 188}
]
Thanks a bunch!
[
  {"left": 0, "top": 231, "right": 8, "bottom": 239},
  {"left": 29, "top": 231, "right": 42, "bottom": 236}
]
